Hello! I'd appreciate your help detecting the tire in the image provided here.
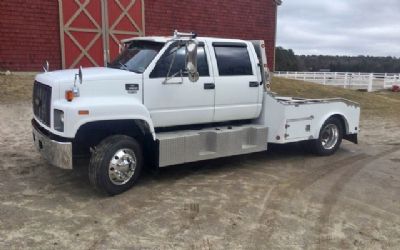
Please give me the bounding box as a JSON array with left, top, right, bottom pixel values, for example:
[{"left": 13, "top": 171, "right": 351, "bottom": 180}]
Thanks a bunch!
[
  {"left": 310, "top": 117, "right": 343, "bottom": 156},
  {"left": 89, "top": 135, "right": 143, "bottom": 195}
]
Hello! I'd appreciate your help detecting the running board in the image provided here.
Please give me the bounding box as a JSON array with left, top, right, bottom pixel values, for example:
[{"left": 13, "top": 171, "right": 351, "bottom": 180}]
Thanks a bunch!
[{"left": 156, "top": 125, "right": 268, "bottom": 167}]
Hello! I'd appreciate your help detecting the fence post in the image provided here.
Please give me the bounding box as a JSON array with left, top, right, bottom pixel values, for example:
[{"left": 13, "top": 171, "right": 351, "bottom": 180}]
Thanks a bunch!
[
  {"left": 383, "top": 73, "right": 387, "bottom": 89},
  {"left": 344, "top": 73, "right": 348, "bottom": 89},
  {"left": 295, "top": 72, "right": 298, "bottom": 79},
  {"left": 323, "top": 72, "right": 326, "bottom": 85},
  {"left": 368, "top": 73, "right": 373, "bottom": 92}
]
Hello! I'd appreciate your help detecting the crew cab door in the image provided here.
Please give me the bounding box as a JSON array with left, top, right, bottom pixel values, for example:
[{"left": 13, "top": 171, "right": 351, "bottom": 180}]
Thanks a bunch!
[
  {"left": 143, "top": 42, "right": 215, "bottom": 128},
  {"left": 210, "top": 42, "right": 262, "bottom": 122}
]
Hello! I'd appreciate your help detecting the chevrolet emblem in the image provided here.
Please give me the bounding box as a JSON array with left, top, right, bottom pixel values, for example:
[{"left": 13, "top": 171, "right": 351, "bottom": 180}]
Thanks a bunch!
[{"left": 35, "top": 98, "right": 41, "bottom": 106}]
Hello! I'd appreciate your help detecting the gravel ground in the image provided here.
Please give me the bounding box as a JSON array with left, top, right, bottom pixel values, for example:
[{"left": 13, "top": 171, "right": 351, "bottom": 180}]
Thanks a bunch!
[{"left": 0, "top": 76, "right": 399, "bottom": 249}]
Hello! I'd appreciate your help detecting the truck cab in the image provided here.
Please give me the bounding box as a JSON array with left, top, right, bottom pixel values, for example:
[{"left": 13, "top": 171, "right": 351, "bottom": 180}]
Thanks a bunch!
[
  {"left": 32, "top": 31, "right": 360, "bottom": 195},
  {"left": 109, "top": 36, "right": 264, "bottom": 127}
]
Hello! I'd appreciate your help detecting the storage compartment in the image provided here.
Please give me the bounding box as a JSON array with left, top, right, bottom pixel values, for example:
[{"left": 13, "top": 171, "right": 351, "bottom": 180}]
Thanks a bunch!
[
  {"left": 285, "top": 116, "right": 313, "bottom": 140},
  {"left": 157, "top": 125, "right": 268, "bottom": 167}
]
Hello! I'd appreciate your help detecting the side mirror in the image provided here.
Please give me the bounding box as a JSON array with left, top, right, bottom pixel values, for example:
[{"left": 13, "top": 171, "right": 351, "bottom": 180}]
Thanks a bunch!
[
  {"left": 78, "top": 66, "right": 83, "bottom": 84},
  {"left": 265, "top": 67, "right": 271, "bottom": 83},
  {"left": 186, "top": 41, "right": 199, "bottom": 82},
  {"left": 119, "top": 43, "right": 126, "bottom": 54},
  {"left": 264, "top": 67, "right": 271, "bottom": 91},
  {"left": 43, "top": 60, "right": 49, "bottom": 72},
  {"left": 74, "top": 66, "right": 83, "bottom": 86}
]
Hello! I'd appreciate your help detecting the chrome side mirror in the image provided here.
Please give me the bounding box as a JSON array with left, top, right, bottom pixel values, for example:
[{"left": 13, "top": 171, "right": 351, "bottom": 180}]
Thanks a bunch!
[
  {"left": 119, "top": 43, "right": 126, "bottom": 54},
  {"left": 71, "top": 66, "right": 83, "bottom": 98},
  {"left": 186, "top": 41, "right": 199, "bottom": 82},
  {"left": 265, "top": 67, "right": 271, "bottom": 83},
  {"left": 78, "top": 66, "right": 83, "bottom": 84},
  {"left": 43, "top": 60, "right": 49, "bottom": 72},
  {"left": 74, "top": 66, "right": 83, "bottom": 86},
  {"left": 264, "top": 67, "right": 271, "bottom": 91}
]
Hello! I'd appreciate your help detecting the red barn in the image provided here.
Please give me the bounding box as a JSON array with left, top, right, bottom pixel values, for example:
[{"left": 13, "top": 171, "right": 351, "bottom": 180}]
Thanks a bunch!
[{"left": 0, "top": 0, "right": 281, "bottom": 72}]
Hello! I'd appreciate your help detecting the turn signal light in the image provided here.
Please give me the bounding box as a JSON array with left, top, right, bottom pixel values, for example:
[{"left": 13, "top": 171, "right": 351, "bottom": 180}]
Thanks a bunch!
[{"left": 65, "top": 90, "right": 74, "bottom": 102}]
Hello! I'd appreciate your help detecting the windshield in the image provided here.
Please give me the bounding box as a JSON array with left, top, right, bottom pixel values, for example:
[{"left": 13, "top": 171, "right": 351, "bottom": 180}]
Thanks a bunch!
[{"left": 109, "top": 40, "right": 164, "bottom": 73}]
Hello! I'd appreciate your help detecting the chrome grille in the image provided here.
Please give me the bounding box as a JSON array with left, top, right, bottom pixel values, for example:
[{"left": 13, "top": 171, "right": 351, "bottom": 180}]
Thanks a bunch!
[{"left": 33, "top": 81, "right": 52, "bottom": 127}]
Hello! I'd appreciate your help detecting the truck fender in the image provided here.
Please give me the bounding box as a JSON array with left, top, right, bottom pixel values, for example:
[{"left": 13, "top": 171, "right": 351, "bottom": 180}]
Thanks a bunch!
[
  {"left": 55, "top": 97, "right": 156, "bottom": 140},
  {"left": 314, "top": 112, "right": 349, "bottom": 138}
]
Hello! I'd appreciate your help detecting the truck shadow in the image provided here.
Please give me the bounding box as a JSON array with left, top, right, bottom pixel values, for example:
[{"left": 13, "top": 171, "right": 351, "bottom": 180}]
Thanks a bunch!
[
  {"left": 140, "top": 142, "right": 315, "bottom": 182},
  {"left": 70, "top": 142, "right": 353, "bottom": 195}
]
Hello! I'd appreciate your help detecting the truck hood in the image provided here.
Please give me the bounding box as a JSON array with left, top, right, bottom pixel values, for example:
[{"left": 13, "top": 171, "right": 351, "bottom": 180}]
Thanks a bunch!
[
  {"left": 35, "top": 67, "right": 143, "bottom": 100},
  {"left": 36, "top": 67, "right": 140, "bottom": 84}
]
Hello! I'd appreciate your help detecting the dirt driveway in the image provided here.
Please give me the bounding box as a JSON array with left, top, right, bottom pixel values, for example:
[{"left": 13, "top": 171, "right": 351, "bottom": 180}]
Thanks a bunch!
[{"left": 0, "top": 77, "right": 400, "bottom": 249}]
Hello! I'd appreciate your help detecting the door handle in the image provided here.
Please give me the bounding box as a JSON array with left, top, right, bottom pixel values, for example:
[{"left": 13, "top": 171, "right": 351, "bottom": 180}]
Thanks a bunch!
[
  {"left": 204, "top": 83, "right": 215, "bottom": 89},
  {"left": 249, "top": 81, "right": 260, "bottom": 87}
]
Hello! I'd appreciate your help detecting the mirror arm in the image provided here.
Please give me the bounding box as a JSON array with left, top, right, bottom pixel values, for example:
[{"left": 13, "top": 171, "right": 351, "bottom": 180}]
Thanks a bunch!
[
  {"left": 163, "top": 43, "right": 180, "bottom": 83},
  {"left": 163, "top": 70, "right": 184, "bottom": 84}
]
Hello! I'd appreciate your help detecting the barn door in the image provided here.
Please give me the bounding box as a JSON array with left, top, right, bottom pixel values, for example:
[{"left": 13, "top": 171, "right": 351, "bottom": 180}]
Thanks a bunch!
[
  {"left": 105, "top": 0, "right": 145, "bottom": 63},
  {"left": 58, "top": 0, "right": 145, "bottom": 69}
]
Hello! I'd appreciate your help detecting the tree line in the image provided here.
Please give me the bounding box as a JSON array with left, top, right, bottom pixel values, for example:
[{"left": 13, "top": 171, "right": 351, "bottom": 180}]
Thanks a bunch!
[{"left": 275, "top": 47, "right": 400, "bottom": 73}]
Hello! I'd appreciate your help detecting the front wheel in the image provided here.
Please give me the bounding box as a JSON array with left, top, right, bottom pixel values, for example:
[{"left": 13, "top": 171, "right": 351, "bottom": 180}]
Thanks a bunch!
[
  {"left": 310, "top": 117, "right": 343, "bottom": 156},
  {"left": 89, "top": 135, "right": 143, "bottom": 195}
]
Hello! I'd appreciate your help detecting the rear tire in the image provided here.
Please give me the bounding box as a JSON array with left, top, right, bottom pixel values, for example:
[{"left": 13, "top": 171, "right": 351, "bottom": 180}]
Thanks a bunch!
[
  {"left": 89, "top": 135, "right": 143, "bottom": 195},
  {"left": 310, "top": 117, "right": 343, "bottom": 156}
]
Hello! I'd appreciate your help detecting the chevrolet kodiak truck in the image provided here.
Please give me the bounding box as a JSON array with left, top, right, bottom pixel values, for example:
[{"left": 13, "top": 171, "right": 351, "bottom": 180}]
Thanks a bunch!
[{"left": 32, "top": 31, "right": 360, "bottom": 195}]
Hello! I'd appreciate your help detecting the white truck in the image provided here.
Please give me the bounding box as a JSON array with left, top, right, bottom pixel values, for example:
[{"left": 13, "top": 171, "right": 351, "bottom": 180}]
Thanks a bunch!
[{"left": 32, "top": 31, "right": 360, "bottom": 195}]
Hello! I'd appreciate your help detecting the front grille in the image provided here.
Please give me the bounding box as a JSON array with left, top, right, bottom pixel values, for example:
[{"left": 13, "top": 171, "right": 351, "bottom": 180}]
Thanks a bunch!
[{"left": 33, "top": 81, "right": 52, "bottom": 127}]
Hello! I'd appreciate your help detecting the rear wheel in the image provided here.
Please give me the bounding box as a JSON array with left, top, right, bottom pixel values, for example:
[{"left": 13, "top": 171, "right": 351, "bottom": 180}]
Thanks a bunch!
[
  {"left": 89, "top": 135, "right": 143, "bottom": 195},
  {"left": 310, "top": 117, "right": 343, "bottom": 156}
]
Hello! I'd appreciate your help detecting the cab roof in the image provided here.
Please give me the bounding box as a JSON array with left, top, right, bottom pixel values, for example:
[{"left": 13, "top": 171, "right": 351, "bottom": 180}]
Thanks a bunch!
[{"left": 121, "top": 36, "right": 250, "bottom": 45}]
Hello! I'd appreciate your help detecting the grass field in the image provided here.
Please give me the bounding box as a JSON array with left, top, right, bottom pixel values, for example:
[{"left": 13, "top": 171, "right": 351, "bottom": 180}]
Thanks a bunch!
[
  {"left": 0, "top": 74, "right": 34, "bottom": 103},
  {"left": 272, "top": 77, "right": 400, "bottom": 120},
  {"left": 1, "top": 74, "right": 399, "bottom": 120}
]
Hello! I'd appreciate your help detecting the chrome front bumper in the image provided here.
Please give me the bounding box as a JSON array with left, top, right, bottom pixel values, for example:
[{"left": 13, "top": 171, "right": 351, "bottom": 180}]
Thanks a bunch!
[{"left": 32, "top": 124, "right": 73, "bottom": 170}]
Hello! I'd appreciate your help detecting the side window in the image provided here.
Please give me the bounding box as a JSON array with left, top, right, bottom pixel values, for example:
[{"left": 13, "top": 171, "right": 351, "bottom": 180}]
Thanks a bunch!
[
  {"left": 214, "top": 44, "right": 253, "bottom": 76},
  {"left": 197, "top": 46, "right": 209, "bottom": 77},
  {"left": 150, "top": 43, "right": 209, "bottom": 78}
]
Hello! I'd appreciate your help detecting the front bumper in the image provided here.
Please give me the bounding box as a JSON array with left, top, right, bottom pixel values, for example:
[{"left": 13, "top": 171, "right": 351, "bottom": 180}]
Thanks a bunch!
[{"left": 32, "top": 120, "right": 73, "bottom": 170}]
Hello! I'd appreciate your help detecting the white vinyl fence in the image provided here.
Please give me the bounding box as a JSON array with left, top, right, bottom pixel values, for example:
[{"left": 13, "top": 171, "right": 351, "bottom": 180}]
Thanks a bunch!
[{"left": 275, "top": 71, "right": 400, "bottom": 92}]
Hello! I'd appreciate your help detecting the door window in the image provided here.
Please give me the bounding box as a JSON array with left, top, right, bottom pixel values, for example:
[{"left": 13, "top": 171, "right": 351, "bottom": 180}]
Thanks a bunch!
[
  {"left": 150, "top": 43, "right": 209, "bottom": 78},
  {"left": 214, "top": 44, "right": 253, "bottom": 76}
]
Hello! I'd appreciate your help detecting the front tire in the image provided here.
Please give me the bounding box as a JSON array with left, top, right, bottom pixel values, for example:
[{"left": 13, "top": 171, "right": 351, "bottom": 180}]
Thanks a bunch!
[
  {"left": 310, "top": 117, "right": 343, "bottom": 156},
  {"left": 89, "top": 135, "right": 143, "bottom": 195}
]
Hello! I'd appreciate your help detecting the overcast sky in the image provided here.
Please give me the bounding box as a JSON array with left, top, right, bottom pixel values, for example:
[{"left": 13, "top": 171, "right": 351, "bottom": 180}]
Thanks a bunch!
[{"left": 276, "top": 0, "right": 400, "bottom": 57}]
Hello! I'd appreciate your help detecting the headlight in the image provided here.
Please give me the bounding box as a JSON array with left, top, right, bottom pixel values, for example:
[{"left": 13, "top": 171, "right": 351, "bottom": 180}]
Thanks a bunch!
[{"left": 54, "top": 109, "right": 64, "bottom": 132}]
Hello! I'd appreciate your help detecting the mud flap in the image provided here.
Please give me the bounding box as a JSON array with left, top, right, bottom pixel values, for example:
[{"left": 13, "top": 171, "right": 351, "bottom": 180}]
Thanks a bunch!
[{"left": 344, "top": 134, "right": 358, "bottom": 144}]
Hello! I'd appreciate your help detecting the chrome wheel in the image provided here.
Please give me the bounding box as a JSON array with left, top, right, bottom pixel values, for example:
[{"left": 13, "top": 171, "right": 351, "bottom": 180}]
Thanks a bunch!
[
  {"left": 321, "top": 124, "right": 339, "bottom": 150},
  {"left": 108, "top": 148, "right": 137, "bottom": 185}
]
